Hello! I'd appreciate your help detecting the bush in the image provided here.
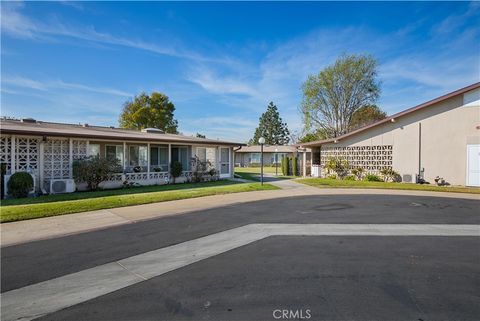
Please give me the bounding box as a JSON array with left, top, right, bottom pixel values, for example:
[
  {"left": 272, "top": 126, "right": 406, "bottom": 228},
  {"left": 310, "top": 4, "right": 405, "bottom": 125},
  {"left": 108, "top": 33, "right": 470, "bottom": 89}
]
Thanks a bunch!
[
  {"left": 249, "top": 163, "right": 261, "bottom": 167},
  {"left": 282, "top": 156, "right": 290, "bottom": 175},
  {"left": 364, "top": 174, "right": 382, "bottom": 182},
  {"left": 325, "top": 157, "right": 349, "bottom": 178},
  {"left": 291, "top": 156, "right": 298, "bottom": 176},
  {"left": 7, "top": 172, "right": 34, "bottom": 198},
  {"left": 344, "top": 175, "right": 356, "bottom": 181},
  {"left": 327, "top": 174, "right": 337, "bottom": 179},
  {"left": 380, "top": 168, "right": 401, "bottom": 182},
  {"left": 351, "top": 167, "right": 364, "bottom": 180},
  {"left": 73, "top": 156, "right": 121, "bottom": 191},
  {"left": 170, "top": 161, "right": 183, "bottom": 183}
]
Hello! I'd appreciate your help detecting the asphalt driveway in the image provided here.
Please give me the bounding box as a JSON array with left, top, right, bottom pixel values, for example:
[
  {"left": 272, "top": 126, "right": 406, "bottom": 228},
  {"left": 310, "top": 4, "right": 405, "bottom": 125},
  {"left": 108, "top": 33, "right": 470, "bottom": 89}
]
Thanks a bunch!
[{"left": 2, "top": 194, "right": 479, "bottom": 321}]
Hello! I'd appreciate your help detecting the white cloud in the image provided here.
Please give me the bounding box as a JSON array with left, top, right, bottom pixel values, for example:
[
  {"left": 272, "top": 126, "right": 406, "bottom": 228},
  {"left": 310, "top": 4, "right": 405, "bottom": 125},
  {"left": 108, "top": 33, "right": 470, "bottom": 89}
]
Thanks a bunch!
[
  {"left": 2, "top": 75, "right": 132, "bottom": 97},
  {"left": 0, "top": 2, "right": 236, "bottom": 64}
]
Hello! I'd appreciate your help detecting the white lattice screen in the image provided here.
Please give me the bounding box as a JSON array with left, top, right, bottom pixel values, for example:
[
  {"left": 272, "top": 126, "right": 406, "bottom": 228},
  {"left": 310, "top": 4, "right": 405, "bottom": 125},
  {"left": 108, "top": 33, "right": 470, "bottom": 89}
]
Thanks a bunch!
[
  {"left": 44, "top": 139, "right": 70, "bottom": 186},
  {"left": 72, "top": 140, "right": 88, "bottom": 159},
  {"left": 0, "top": 135, "right": 11, "bottom": 171},
  {"left": 320, "top": 145, "right": 393, "bottom": 171},
  {"left": 15, "top": 137, "right": 40, "bottom": 173}
]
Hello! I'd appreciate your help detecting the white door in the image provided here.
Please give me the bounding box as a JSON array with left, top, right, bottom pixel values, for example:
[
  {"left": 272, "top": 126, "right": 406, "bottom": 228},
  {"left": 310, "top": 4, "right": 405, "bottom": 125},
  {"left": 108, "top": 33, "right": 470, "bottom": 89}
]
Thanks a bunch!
[
  {"left": 219, "top": 147, "right": 230, "bottom": 178},
  {"left": 467, "top": 145, "right": 480, "bottom": 187}
]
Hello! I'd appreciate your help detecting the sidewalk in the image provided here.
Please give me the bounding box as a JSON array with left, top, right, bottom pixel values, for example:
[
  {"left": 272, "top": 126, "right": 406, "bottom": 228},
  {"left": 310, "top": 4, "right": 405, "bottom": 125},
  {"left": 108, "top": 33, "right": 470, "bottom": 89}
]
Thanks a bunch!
[{"left": 2, "top": 179, "right": 478, "bottom": 247}]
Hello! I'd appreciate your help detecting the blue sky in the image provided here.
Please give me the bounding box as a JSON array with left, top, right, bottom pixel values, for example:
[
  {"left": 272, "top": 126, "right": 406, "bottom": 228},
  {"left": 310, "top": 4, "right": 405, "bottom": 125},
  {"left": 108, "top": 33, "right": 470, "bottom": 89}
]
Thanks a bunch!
[{"left": 1, "top": 1, "right": 479, "bottom": 142}]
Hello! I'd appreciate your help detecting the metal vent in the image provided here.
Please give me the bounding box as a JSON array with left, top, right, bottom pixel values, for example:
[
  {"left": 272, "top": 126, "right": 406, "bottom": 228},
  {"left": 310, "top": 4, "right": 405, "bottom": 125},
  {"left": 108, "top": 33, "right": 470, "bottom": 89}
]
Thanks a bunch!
[
  {"left": 402, "top": 174, "right": 413, "bottom": 183},
  {"left": 142, "top": 128, "right": 164, "bottom": 134},
  {"left": 51, "top": 180, "right": 66, "bottom": 193},
  {"left": 21, "top": 118, "right": 36, "bottom": 123}
]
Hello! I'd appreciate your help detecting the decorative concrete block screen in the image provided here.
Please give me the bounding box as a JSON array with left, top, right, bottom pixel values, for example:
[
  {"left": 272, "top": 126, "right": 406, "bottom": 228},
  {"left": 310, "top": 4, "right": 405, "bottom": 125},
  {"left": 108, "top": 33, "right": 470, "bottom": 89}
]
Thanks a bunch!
[
  {"left": 0, "top": 136, "right": 40, "bottom": 174},
  {"left": 15, "top": 137, "right": 40, "bottom": 174},
  {"left": 320, "top": 145, "right": 393, "bottom": 172},
  {"left": 72, "top": 140, "right": 88, "bottom": 160},
  {"left": 0, "top": 135, "right": 11, "bottom": 171},
  {"left": 43, "top": 139, "right": 70, "bottom": 189}
]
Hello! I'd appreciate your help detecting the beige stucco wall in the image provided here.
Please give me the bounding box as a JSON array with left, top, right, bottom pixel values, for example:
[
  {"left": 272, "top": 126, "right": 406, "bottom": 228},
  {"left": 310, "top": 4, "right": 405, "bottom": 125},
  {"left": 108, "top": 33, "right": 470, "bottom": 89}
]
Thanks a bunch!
[{"left": 320, "top": 89, "right": 480, "bottom": 186}]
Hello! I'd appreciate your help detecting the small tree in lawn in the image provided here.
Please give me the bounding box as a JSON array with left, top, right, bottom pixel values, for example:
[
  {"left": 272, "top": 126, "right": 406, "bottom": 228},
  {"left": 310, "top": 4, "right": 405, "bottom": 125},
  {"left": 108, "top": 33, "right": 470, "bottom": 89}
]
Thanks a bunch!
[
  {"left": 170, "top": 161, "right": 183, "bottom": 183},
  {"left": 73, "top": 156, "right": 121, "bottom": 191}
]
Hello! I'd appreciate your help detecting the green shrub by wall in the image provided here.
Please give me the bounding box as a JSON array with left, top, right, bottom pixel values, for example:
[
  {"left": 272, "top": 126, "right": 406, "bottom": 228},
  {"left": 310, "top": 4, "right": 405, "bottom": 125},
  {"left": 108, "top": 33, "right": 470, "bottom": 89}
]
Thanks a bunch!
[
  {"left": 282, "top": 156, "right": 289, "bottom": 176},
  {"left": 291, "top": 156, "right": 298, "bottom": 176},
  {"left": 7, "top": 172, "right": 34, "bottom": 198}
]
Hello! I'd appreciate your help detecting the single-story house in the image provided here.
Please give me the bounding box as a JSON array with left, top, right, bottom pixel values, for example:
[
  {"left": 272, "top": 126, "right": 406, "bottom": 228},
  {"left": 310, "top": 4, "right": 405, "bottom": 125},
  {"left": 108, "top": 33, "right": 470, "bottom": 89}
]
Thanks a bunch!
[
  {"left": 234, "top": 145, "right": 311, "bottom": 175},
  {"left": 0, "top": 118, "right": 243, "bottom": 194},
  {"left": 298, "top": 82, "right": 480, "bottom": 187}
]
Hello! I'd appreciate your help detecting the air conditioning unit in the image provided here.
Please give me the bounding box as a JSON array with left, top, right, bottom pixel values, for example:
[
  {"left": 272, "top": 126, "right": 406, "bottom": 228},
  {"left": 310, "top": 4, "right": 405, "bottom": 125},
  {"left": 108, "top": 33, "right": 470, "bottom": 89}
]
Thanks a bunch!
[
  {"left": 4, "top": 174, "right": 36, "bottom": 198},
  {"left": 50, "top": 179, "right": 76, "bottom": 194},
  {"left": 402, "top": 173, "right": 417, "bottom": 183}
]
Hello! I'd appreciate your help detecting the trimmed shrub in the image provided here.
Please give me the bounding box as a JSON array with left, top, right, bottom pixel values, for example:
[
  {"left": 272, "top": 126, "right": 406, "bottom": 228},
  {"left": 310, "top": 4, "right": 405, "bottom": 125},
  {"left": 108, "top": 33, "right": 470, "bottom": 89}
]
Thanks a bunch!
[
  {"left": 351, "top": 167, "right": 364, "bottom": 180},
  {"left": 344, "top": 175, "right": 356, "bottom": 181},
  {"left": 291, "top": 156, "right": 298, "bottom": 176},
  {"left": 73, "top": 155, "right": 121, "bottom": 191},
  {"left": 380, "top": 168, "right": 401, "bottom": 182},
  {"left": 364, "top": 174, "right": 382, "bottom": 182},
  {"left": 324, "top": 157, "right": 349, "bottom": 178},
  {"left": 282, "top": 156, "right": 289, "bottom": 176},
  {"left": 327, "top": 174, "right": 337, "bottom": 179},
  {"left": 7, "top": 172, "right": 34, "bottom": 198},
  {"left": 170, "top": 161, "right": 183, "bottom": 183}
]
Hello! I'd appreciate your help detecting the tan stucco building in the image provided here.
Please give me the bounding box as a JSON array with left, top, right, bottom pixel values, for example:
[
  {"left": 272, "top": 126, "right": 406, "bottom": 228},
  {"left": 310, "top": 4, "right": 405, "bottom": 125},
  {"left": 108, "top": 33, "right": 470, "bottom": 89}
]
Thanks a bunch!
[{"left": 299, "top": 83, "right": 480, "bottom": 187}]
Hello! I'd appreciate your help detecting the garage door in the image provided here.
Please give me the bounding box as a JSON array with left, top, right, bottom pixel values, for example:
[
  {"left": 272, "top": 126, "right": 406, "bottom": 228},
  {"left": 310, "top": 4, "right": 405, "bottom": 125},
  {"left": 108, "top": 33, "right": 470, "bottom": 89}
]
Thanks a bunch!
[{"left": 467, "top": 145, "right": 480, "bottom": 187}]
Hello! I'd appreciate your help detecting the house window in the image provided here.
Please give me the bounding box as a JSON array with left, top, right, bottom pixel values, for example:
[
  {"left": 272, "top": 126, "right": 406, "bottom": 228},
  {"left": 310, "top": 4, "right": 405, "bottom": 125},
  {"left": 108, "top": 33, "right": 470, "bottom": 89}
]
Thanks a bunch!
[
  {"left": 250, "top": 153, "right": 261, "bottom": 164},
  {"left": 272, "top": 153, "right": 286, "bottom": 164},
  {"left": 106, "top": 145, "right": 123, "bottom": 164},
  {"left": 172, "top": 146, "right": 189, "bottom": 171},
  {"left": 150, "top": 146, "right": 168, "bottom": 171},
  {"left": 129, "top": 145, "right": 148, "bottom": 166},
  {"left": 88, "top": 144, "right": 100, "bottom": 157},
  {"left": 196, "top": 147, "right": 207, "bottom": 162}
]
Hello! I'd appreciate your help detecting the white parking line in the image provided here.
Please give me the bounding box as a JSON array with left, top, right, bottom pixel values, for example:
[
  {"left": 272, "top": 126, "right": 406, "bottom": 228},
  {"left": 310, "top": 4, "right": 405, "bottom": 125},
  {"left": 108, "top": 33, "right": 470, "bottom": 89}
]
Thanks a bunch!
[{"left": 2, "top": 223, "right": 479, "bottom": 321}]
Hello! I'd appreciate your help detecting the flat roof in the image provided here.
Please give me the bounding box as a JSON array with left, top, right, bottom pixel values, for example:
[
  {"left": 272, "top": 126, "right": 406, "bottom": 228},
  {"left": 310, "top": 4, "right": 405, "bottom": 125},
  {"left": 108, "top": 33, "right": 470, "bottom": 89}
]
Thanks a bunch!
[
  {"left": 298, "top": 82, "right": 480, "bottom": 147},
  {"left": 0, "top": 118, "right": 244, "bottom": 146}
]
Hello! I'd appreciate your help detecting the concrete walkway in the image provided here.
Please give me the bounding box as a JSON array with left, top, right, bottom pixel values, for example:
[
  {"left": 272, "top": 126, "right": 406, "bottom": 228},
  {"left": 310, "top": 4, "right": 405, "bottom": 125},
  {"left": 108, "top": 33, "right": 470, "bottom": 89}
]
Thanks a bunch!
[
  {"left": 1, "top": 179, "right": 478, "bottom": 246},
  {"left": 3, "top": 223, "right": 479, "bottom": 321}
]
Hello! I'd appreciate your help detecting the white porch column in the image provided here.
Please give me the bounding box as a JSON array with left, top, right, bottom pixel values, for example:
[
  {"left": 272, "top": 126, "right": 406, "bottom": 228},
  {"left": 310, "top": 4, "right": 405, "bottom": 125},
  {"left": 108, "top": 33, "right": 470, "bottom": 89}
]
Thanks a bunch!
[
  {"left": 147, "top": 143, "right": 151, "bottom": 174},
  {"left": 123, "top": 142, "right": 127, "bottom": 172},
  {"left": 86, "top": 141, "right": 90, "bottom": 156},
  {"left": 39, "top": 140, "right": 45, "bottom": 190},
  {"left": 69, "top": 138, "right": 73, "bottom": 178},
  {"left": 167, "top": 144, "right": 171, "bottom": 174},
  {"left": 11, "top": 135, "right": 16, "bottom": 174},
  {"left": 302, "top": 151, "right": 307, "bottom": 177}
]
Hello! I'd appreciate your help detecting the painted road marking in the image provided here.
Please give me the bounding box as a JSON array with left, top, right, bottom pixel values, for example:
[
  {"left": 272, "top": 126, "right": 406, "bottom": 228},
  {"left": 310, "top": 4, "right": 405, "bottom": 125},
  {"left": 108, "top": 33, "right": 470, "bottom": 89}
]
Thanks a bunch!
[{"left": 2, "top": 223, "right": 479, "bottom": 321}]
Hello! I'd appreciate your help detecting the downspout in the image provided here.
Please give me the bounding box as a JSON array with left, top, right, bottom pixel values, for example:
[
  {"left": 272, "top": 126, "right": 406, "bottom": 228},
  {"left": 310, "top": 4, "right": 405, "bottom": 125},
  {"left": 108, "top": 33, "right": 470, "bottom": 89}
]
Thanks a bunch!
[{"left": 418, "top": 122, "right": 422, "bottom": 182}]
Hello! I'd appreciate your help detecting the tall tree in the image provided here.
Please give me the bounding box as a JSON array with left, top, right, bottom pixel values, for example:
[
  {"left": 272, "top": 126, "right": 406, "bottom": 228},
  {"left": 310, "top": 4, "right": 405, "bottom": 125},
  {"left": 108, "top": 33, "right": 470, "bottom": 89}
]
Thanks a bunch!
[
  {"left": 349, "top": 104, "right": 387, "bottom": 131},
  {"left": 300, "top": 54, "right": 381, "bottom": 138},
  {"left": 119, "top": 92, "right": 178, "bottom": 134},
  {"left": 249, "top": 102, "right": 290, "bottom": 145}
]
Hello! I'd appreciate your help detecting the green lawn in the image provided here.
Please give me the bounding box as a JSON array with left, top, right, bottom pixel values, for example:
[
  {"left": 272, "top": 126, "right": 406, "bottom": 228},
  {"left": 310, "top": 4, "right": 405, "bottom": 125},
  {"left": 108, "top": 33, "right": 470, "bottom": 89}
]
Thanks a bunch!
[
  {"left": 0, "top": 181, "right": 279, "bottom": 223},
  {"left": 297, "top": 178, "right": 480, "bottom": 194},
  {"left": 234, "top": 166, "right": 297, "bottom": 181}
]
